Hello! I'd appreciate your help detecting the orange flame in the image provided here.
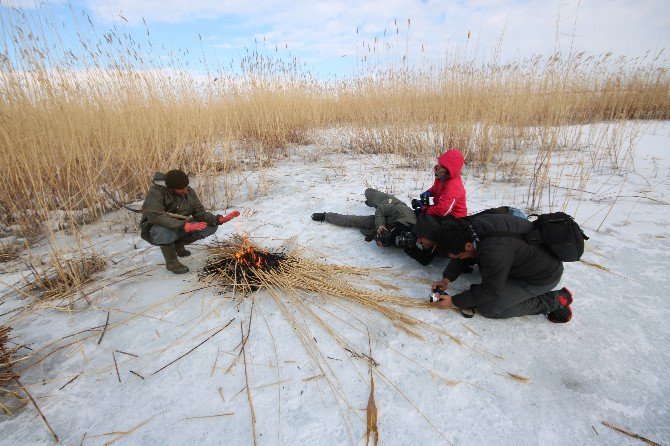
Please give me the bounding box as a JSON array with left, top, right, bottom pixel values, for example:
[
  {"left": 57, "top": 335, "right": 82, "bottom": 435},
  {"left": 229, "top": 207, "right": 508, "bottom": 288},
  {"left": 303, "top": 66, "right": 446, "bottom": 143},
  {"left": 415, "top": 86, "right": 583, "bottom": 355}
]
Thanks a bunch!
[{"left": 234, "top": 238, "right": 269, "bottom": 269}]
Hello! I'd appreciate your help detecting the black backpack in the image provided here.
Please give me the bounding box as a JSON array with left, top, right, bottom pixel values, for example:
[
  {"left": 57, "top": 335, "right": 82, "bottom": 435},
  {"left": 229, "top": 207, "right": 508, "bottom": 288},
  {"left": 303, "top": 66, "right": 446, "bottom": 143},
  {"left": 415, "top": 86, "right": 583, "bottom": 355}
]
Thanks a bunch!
[{"left": 480, "top": 212, "right": 589, "bottom": 262}]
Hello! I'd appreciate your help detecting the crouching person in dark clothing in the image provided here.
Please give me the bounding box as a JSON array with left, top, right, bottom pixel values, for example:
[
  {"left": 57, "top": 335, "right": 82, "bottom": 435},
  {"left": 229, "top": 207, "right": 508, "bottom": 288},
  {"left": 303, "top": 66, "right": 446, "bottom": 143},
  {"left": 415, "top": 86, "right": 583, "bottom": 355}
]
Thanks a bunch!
[
  {"left": 140, "top": 169, "right": 240, "bottom": 274},
  {"left": 422, "top": 214, "right": 573, "bottom": 322},
  {"left": 311, "top": 188, "right": 416, "bottom": 248}
]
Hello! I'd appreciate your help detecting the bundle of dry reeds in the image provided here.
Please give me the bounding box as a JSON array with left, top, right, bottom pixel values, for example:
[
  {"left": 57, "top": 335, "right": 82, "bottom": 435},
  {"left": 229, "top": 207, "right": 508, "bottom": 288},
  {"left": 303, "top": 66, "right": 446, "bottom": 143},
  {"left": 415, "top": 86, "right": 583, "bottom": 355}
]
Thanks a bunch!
[{"left": 201, "top": 236, "right": 424, "bottom": 327}]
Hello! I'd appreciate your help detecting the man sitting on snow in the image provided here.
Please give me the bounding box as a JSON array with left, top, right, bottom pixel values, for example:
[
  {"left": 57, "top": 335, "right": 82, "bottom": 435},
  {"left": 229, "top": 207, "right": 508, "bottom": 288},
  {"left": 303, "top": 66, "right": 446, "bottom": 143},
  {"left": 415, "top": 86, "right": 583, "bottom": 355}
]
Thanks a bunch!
[
  {"left": 140, "top": 169, "right": 239, "bottom": 274},
  {"left": 416, "top": 213, "right": 573, "bottom": 322},
  {"left": 311, "top": 188, "right": 416, "bottom": 248}
]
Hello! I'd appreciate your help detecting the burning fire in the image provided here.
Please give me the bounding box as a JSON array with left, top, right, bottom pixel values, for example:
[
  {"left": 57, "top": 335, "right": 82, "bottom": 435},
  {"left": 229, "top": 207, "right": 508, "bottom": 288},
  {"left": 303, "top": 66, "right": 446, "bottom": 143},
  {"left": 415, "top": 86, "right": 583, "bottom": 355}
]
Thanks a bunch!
[
  {"left": 234, "top": 238, "right": 271, "bottom": 269},
  {"left": 200, "top": 236, "right": 286, "bottom": 293}
]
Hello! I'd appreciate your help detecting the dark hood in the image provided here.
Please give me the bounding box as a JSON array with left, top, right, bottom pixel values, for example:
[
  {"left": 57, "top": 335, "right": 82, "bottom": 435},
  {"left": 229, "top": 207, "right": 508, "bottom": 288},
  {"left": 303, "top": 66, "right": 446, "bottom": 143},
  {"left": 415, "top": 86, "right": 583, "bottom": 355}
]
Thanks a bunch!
[
  {"left": 152, "top": 172, "right": 167, "bottom": 188},
  {"left": 412, "top": 214, "right": 443, "bottom": 242}
]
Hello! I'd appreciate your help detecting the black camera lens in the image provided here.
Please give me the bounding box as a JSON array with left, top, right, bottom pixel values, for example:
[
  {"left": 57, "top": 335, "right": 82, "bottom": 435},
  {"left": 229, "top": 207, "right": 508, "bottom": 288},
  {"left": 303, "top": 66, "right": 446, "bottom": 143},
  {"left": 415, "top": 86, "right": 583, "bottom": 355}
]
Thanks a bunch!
[{"left": 394, "top": 231, "right": 416, "bottom": 249}]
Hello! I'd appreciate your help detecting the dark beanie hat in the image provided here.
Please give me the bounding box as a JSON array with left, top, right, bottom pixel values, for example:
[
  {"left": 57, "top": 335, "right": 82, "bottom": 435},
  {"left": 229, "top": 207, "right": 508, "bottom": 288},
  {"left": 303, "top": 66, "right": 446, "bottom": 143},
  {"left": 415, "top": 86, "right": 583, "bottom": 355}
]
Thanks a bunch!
[
  {"left": 165, "top": 169, "right": 189, "bottom": 189},
  {"left": 412, "top": 214, "right": 443, "bottom": 242}
]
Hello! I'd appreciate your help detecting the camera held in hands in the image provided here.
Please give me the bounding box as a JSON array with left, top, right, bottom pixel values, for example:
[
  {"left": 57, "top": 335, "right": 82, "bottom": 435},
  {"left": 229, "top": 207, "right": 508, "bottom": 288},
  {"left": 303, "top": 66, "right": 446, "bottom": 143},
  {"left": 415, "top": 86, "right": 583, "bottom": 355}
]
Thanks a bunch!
[
  {"left": 429, "top": 288, "right": 448, "bottom": 302},
  {"left": 394, "top": 231, "right": 417, "bottom": 249},
  {"left": 374, "top": 228, "right": 393, "bottom": 247},
  {"left": 412, "top": 193, "right": 433, "bottom": 210}
]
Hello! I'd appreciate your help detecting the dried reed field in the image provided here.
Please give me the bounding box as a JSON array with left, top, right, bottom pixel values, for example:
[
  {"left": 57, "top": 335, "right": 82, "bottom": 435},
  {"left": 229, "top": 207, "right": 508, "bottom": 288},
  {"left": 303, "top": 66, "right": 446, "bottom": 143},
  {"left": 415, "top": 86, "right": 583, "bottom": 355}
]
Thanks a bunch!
[{"left": 1, "top": 4, "right": 669, "bottom": 237}]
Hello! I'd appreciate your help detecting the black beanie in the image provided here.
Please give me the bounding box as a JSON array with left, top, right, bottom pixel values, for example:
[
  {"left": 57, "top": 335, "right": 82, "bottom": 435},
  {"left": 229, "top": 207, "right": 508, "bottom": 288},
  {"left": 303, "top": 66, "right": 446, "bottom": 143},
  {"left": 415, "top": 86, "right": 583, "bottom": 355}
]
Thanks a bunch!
[
  {"left": 165, "top": 169, "right": 189, "bottom": 189},
  {"left": 412, "top": 214, "right": 443, "bottom": 242}
]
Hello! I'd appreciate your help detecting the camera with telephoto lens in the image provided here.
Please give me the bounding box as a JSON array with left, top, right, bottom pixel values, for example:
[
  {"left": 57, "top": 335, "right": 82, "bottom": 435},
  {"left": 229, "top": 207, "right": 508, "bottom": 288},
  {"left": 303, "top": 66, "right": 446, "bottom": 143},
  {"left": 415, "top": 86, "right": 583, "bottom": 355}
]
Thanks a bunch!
[
  {"left": 394, "top": 231, "right": 417, "bottom": 249},
  {"left": 374, "top": 228, "right": 393, "bottom": 247}
]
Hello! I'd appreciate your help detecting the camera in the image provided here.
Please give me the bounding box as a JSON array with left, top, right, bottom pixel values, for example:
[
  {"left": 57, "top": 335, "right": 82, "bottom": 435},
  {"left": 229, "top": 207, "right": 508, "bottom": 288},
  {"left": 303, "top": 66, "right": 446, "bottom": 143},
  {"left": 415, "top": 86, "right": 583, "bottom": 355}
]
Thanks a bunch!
[
  {"left": 412, "top": 193, "right": 433, "bottom": 210},
  {"left": 429, "top": 288, "right": 448, "bottom": 302},
  {"left": 394, "top": 231, "right": 417, "bottom": 249},
  {"left": 374, "top": 228, "right": 393, "bottom": 247}
]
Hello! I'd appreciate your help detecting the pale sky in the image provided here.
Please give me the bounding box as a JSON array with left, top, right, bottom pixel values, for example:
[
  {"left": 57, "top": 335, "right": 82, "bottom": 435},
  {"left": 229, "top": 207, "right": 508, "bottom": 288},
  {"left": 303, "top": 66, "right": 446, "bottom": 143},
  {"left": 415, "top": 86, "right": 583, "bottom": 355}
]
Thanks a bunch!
[{"left": 2, "top": 0, "right": 669, "bottom": 77}]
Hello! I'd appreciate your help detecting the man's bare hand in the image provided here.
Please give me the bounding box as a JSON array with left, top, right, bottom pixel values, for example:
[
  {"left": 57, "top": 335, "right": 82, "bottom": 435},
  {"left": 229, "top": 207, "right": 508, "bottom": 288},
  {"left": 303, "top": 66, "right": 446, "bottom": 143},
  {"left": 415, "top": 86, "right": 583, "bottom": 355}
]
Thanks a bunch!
[
  {"left": 431, "top": 278, "right": 450, "bottom": 292},
  {"left": 434, "top": 294, "right": 454, "bottom": 308}
]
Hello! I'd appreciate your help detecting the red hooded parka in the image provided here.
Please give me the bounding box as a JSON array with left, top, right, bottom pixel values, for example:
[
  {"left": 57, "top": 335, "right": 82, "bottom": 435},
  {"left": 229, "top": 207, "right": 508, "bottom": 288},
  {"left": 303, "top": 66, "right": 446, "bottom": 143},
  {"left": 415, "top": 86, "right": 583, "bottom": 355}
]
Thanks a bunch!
[{"left": 425, "top": 149, "right": 467, "bottom": 218}]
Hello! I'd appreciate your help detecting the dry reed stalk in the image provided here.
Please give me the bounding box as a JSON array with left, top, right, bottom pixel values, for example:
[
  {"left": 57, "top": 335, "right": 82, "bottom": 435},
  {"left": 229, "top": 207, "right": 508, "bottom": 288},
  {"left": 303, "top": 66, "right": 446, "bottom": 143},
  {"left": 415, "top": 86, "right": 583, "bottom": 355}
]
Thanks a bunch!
[
  {"left": 601, "top": 421, "right": 661, "bottom": 446},
  {"left": 112, "top": 351, "right": 121, "bottom": 383},
  {"left": 183, "top": 412, "right": 234, "bottom": 421},
  {"left": 151, "top": 318, "right": 234, "bottom": 375},
  {"left": 241, "top": 321, "right": 258, "bottom": 446},
  {"left": 90, "top": 413, "right": 161, "bottom": 446},
  {"left": 15, "top": 378, "right": 59, "bottom": 443},
  {"left": 365, "top": 334, "right": 379, "bottom": 446},
  {"left": 129, "top": 370, "right": 144, "bottom": 380},
  {"left": 97, "top": 311, "right": 110, "bottom": 345}
]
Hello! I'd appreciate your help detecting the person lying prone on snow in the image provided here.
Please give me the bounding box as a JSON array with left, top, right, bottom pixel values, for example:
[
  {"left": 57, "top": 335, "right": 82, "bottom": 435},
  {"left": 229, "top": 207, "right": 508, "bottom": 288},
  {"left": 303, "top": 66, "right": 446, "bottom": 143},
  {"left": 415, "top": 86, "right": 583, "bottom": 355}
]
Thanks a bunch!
[{"left": 311, "top": 188, "right": 433, "bottom": 264}]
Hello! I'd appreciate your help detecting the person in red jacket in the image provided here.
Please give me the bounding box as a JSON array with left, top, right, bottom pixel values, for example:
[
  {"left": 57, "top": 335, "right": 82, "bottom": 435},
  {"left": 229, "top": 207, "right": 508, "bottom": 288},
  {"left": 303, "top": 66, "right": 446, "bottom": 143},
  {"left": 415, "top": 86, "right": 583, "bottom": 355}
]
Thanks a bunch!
[{"left": 414, "top": 149, "right": 467, "bottom": 218}]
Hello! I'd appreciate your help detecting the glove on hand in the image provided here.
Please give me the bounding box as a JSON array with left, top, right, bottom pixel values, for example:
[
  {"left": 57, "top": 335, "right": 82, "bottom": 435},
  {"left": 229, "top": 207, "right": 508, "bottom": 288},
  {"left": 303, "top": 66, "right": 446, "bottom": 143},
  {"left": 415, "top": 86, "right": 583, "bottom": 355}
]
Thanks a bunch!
[
  {"left": 184, "top": 221, "right": 207, "bottom": 232},
  {"left": 419, "top": 191, "right": 431, "bottom": 207},
  {"left": 217, "top": 211, "right": 240, "bottom": 225}
]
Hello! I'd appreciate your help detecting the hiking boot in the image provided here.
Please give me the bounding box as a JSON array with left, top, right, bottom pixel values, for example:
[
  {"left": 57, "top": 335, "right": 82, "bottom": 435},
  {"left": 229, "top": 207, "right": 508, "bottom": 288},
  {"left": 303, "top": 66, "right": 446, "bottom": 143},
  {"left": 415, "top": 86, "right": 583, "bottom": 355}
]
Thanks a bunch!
[
  {"left": 175, "top": 244, "right": 191, "bottom": 257},
  {"left": 175, "top": 233, "right": 200, "bottom": 257},
  {"left": 160, "top": 244, "right": 189, "bottom": 274},
  {"left": 311, "top": 212, "right": 325, "bottom": 222},
  {"left": 556, "top": 287, "right": 573, "bottom": 306},
  {"left": 547, "top": 287, "right": 573, "bottom": 323}
]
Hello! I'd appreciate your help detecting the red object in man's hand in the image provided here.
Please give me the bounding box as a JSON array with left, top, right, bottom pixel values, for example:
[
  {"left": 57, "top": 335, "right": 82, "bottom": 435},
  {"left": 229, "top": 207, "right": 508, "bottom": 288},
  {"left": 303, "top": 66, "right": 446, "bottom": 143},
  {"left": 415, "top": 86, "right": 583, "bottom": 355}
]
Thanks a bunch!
[
  {"left": 217, "top": 211, "right": 240, "bottom": 225},
  {"left": 184, "top": 221, "right": 207, "bottom": 232}
]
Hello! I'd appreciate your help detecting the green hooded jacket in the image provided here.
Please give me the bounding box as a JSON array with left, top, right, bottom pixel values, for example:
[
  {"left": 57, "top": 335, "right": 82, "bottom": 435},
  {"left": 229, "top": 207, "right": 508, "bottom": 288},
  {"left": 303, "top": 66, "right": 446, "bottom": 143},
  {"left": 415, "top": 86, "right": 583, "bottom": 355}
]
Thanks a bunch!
[
  {"left": 139, "top": 172, "right": 217, "bottom": 242},
  {"left": 374, "top": 197, "right": 417, "bottom": 230}
]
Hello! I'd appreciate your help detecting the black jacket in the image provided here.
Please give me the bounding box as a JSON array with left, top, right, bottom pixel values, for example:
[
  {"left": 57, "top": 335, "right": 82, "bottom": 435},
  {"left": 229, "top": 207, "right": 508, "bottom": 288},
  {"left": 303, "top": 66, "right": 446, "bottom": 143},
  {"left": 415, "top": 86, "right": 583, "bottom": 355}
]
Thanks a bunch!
[{"left": 448, "top": 214, "right": 563, "bottom": 308}]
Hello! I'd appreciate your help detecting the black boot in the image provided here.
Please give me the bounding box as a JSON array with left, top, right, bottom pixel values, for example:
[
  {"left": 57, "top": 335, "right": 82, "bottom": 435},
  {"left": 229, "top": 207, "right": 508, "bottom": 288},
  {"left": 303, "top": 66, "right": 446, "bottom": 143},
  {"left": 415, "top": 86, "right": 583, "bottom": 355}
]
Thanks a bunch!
[
  {"left": 311, "top": 213, "right": 325, "bottom": 222},
  {"left": 175, "top": 244, "right": 191, "bottom": 257},
  {"left": 175, "top": 233, "right": 200, "bottom": 257},
  {"left": 547, "top": 288, "right": 573, "bottom": 323}
]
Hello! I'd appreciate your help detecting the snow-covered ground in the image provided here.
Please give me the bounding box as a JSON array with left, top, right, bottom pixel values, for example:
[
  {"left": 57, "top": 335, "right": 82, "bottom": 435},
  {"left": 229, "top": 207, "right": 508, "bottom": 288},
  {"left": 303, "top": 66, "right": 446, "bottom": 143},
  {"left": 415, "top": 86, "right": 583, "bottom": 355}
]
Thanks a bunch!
[{"left": 1, "top": 122, "right": 669, "bottom": 445}]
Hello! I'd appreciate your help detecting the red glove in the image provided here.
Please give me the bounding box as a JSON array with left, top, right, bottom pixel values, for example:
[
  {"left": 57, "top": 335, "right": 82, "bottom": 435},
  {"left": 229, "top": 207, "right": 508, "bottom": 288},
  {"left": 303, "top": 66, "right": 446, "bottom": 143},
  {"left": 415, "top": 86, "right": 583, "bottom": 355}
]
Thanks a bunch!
[
  {"left": 217, "top": 211, "right": 240, "bottom": 225},
  {"left": 184, "top": 221, "right": 207, "bottom": 232}
]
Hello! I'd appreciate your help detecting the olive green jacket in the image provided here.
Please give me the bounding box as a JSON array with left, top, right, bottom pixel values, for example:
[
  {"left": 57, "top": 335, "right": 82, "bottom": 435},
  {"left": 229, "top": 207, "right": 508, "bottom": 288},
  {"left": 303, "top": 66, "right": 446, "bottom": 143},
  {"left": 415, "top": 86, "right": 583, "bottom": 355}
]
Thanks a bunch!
[
  {"left": 374, "top": 198, "right": 417, "bottom": 229},
  {"left": 139, "top": 172, "right": 217, "bottom": 241}
]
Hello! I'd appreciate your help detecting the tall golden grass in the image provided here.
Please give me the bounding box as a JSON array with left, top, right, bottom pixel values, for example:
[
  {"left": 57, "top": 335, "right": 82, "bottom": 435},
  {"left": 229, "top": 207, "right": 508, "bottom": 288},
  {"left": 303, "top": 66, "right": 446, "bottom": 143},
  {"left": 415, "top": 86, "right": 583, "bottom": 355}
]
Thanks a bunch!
[{"left": 1, "top": 4, "right": 668, "bottom": 235}]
